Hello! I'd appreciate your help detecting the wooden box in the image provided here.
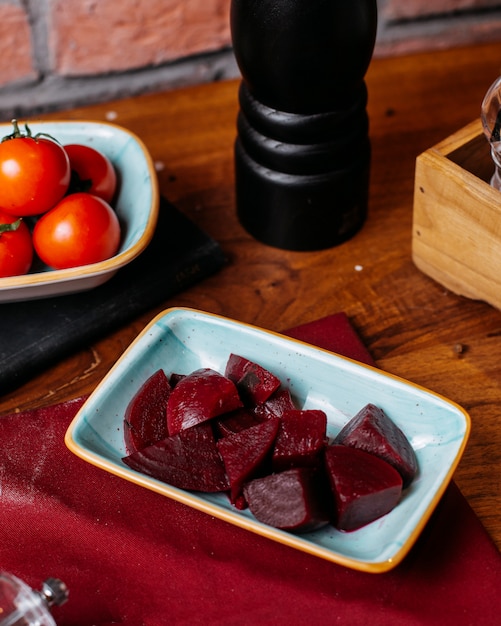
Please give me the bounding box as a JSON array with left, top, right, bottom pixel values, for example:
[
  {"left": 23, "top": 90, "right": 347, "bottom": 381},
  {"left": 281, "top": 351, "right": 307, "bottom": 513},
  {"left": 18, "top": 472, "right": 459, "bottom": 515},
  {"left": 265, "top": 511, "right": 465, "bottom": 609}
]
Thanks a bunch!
[{"left": 412, "top": 119, "right": 501, "bottom": 310}]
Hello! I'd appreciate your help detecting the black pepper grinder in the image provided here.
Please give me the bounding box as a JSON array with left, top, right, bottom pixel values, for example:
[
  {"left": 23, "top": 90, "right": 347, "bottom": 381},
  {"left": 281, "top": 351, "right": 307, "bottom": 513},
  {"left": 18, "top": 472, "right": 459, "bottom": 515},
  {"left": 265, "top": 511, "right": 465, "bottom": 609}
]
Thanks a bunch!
[{"left": 230, "top": 0, "right": 378, "bottom": 251}]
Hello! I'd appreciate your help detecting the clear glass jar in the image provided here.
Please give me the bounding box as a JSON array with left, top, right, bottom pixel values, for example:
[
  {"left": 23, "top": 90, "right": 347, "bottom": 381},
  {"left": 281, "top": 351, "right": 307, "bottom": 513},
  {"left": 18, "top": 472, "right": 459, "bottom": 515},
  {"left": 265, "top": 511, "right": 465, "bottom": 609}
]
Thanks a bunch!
[{"left": 481, "top": 76, "right": 501, "bottom": 190}]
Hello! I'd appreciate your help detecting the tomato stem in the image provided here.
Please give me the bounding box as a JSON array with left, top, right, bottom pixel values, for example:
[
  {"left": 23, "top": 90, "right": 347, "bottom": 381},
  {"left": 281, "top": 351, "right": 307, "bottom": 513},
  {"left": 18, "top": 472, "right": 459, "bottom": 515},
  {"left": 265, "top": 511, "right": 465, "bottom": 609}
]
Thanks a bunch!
[
  {"left": 1, "top": 119, "right": 61, "bottom": 144},
  {"left": 0, "top": 218, "right": 22, "bottom": 235}
]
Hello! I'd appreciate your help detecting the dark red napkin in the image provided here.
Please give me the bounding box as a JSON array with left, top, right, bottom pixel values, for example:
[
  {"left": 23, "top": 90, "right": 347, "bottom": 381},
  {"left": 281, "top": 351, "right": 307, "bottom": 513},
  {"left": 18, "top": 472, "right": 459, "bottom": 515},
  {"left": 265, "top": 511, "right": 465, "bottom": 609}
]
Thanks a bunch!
[{"left": 1, "top": 313, "right": 500, "bottom": 625}]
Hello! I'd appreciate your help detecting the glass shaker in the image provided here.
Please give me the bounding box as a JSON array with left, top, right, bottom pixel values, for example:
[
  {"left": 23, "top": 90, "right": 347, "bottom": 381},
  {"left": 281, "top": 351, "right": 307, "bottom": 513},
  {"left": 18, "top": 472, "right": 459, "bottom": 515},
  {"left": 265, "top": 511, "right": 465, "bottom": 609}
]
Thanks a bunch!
[
  {"left": 481, "top": 75, "right": 501, "bottom": 190},
  {"left": 0, "top": 572, "right": 68, "bottom": 626}
]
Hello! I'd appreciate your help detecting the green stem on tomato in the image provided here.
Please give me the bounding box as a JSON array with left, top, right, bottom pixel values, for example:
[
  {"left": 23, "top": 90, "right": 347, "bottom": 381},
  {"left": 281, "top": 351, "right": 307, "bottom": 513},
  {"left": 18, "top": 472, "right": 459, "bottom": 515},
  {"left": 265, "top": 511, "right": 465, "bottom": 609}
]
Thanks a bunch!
[
  {"left": 1, "top": 119, "right": 61, "bottom": 144},
  {"left": 0, "top": 218, "right": 22, "bottom": 235}
]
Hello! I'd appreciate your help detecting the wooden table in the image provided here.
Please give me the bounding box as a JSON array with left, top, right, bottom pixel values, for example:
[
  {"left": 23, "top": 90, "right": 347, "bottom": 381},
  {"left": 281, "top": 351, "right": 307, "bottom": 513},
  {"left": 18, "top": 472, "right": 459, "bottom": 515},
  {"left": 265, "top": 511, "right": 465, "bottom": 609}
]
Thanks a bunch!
[{"left": 2, "top": 41, "right": 501, "bottom": 551}]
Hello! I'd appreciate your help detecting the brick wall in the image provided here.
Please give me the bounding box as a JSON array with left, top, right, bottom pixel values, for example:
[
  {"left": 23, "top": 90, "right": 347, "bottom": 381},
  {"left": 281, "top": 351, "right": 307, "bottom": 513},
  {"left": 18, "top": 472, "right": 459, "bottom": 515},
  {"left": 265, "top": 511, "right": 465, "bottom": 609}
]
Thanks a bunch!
[
  {"left": 378, "top": 0, "right": 501, "bottom": 55},
  {"left": 0, "top": 0, "right": 501, "bottom": 119}
]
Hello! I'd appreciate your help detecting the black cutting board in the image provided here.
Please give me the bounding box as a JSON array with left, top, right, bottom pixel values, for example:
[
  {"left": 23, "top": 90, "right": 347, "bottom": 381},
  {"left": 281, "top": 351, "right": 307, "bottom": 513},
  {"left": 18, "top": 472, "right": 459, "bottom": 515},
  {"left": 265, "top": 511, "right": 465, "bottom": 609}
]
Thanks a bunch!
[{"left": 0, "top": 197, "right": 226, "bottom": 395}]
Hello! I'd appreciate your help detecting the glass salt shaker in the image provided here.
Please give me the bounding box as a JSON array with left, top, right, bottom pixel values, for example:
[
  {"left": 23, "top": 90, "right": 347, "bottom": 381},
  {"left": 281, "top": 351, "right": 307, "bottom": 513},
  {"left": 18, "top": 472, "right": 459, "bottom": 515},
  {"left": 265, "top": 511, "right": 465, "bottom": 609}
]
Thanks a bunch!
[
  {"left": 0, "top": 572, "right": 68, "bottom": 626},
  {"left": 481, "top": 75, "right": 501, "bottom": 190}
]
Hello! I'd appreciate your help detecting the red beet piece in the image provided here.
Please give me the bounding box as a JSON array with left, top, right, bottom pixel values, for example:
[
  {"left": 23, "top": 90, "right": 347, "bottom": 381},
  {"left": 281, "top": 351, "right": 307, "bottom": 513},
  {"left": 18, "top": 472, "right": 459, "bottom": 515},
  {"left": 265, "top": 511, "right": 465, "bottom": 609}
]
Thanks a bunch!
[
  {"left": 225, "top": 354, "right": 281, "bottom": 404},
  {"left": 325, "top": 444, "right": 403, "bottom": 531},
  {"left": 244, "top": 467, "right": 331, "bottom": 532},
  {"left": 272, "top": 409, "right": 328, "bottom": 472},
  {"left": 215, "top": 407, "right": 267, "bottom": 438},
  {"left": 169, "top": 373, "right": 185, "bottom": 388},
  {"left": 166, "top": 368, "right": 243, "bottom": 436},
  {"left": 254, "top": 388, "right": 297, "bottom": 420},
  {"left": 123, "top": 369, "right": 171, "bottom": 454},
  {"left": 217, "top": 418, "right": 280, "bottom": 506},
  {"left": 224, "top": 353, "right": 249, "bottom": 382},
  {"left": 333, "top": 403, "right": 418, "bottom": 487},
  {"left": 122, "top": 422, "right": 229, "bottom": 492}
]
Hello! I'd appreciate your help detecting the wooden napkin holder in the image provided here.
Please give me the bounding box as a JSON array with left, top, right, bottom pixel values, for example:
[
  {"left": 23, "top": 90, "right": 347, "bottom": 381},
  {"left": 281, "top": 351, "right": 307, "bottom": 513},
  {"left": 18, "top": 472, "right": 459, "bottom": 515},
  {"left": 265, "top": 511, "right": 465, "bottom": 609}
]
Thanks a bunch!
[{"left": 412, "top": 119, "right": 501, "bottom": 310}]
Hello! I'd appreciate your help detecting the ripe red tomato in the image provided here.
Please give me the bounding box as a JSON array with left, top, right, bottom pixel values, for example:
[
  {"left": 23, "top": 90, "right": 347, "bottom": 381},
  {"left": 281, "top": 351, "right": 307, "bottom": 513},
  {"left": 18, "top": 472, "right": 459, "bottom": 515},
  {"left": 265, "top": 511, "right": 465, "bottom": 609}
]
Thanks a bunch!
[
  {"left": 0, "top": 121, "right": 70, "bottom": 216},
  {"left": 33, "top": 192, "right": 121, "bottom": 270},
  {"left": 64, "top": 144, "right": 117, "bottom": 204},
  {"left": 0, "top": 210, "right": 33, "bottom": 277}
]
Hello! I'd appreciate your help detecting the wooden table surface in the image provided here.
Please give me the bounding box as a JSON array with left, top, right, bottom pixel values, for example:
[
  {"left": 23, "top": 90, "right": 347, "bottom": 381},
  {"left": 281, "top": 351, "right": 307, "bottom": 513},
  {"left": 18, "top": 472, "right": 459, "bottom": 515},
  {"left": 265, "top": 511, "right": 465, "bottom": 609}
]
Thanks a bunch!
[{"left": 2, "top": 41, "right": 501, "bottom": 551}]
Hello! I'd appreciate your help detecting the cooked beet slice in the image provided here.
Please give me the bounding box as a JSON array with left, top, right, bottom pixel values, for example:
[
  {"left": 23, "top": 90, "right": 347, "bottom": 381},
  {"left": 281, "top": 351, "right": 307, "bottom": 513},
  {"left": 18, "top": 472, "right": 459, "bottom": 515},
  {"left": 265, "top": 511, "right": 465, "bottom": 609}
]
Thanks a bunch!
[
  {"left": 215, "top": 407, "right": 267, "bottom": 438},
  {"left": 272, "top": 409, "right": 328, "bottom": 472},
  {"left": 169, "top": 373, "right": 185, "bottom": 388},
  {"left": 325, "top": 444, "right": 403, "bottom": 531},
  {"left": 166, "top": 368, "right": 243, "bottom": 436},
  {"left": 225, "top": 354, "right": 281, "bottom": 404},
  {"left": 244, "top": 467, "right": 331, "bottom": 532},
  {"left": 333, "top": 403, "right": 418, "bottom": 487},
  {"left": 122, "top": 422, "right": 229, "bottom": 492},
  {"left": 254, "top": 388, "right": 297, "bottom": 420},
  {"left": 224, "top": 353, "right": 249, "bottom": 382},
  {"left": 123, "top": 369, "right": 171, "bottom": 454},
  {"left": 217, "top": 418, "right": 280, "bottom": 505}
]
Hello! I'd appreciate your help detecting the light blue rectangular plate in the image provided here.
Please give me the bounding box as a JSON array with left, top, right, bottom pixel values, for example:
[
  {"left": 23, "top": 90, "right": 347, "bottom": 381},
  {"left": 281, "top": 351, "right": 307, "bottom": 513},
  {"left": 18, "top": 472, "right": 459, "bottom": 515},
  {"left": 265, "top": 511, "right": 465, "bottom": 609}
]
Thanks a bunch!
[{"left": 65, "top": 307, "right": 471, "bottom": 573}]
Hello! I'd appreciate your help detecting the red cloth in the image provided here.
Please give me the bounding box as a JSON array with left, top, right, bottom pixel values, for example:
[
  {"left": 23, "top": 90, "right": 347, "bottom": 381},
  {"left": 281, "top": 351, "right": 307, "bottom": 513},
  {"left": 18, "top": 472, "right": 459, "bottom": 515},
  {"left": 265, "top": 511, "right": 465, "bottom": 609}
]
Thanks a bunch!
[{"left": 1, "top": 313, "right": 500, "bottom": 625}]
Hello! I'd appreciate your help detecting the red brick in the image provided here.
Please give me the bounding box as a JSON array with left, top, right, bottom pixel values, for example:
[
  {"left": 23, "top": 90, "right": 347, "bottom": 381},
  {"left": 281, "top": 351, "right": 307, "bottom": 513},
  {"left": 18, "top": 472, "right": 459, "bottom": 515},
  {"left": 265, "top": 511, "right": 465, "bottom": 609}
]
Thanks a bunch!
[
  {"left": 382, "top": 0, "right": 501, "bottom": 21},
  {"left": 0, "top": 3, "right": 37, "bottom": 87},
  {"left": 48, "top": 0, "right": 231, "bottom": 76}
]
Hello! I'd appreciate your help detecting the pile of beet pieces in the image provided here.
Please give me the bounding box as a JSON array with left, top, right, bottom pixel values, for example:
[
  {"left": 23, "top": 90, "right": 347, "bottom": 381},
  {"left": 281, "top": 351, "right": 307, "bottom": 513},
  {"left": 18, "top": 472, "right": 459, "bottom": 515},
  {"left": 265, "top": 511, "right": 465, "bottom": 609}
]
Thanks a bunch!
[{"left": 122, "top": 354, "right": 418, "bottom": 533}]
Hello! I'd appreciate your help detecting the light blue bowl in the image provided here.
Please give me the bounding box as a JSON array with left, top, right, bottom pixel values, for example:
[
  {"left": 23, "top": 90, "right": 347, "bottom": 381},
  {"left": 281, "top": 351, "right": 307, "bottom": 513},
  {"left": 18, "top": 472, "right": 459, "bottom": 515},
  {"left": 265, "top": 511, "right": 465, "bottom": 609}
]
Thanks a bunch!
[
  {"left": 66, "top": 307, "right": 471, "bottom": 573},
  {"left": 0, "top": 120, "right": 159, "bottom": 302}
]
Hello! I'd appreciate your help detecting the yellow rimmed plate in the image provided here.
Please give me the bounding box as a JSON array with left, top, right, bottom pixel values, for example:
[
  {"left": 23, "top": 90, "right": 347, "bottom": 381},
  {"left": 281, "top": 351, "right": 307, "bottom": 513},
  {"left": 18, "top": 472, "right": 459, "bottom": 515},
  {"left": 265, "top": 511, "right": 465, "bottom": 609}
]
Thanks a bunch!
[{"left": 65, "top": 307, "right": 471, "bottom": 573}]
